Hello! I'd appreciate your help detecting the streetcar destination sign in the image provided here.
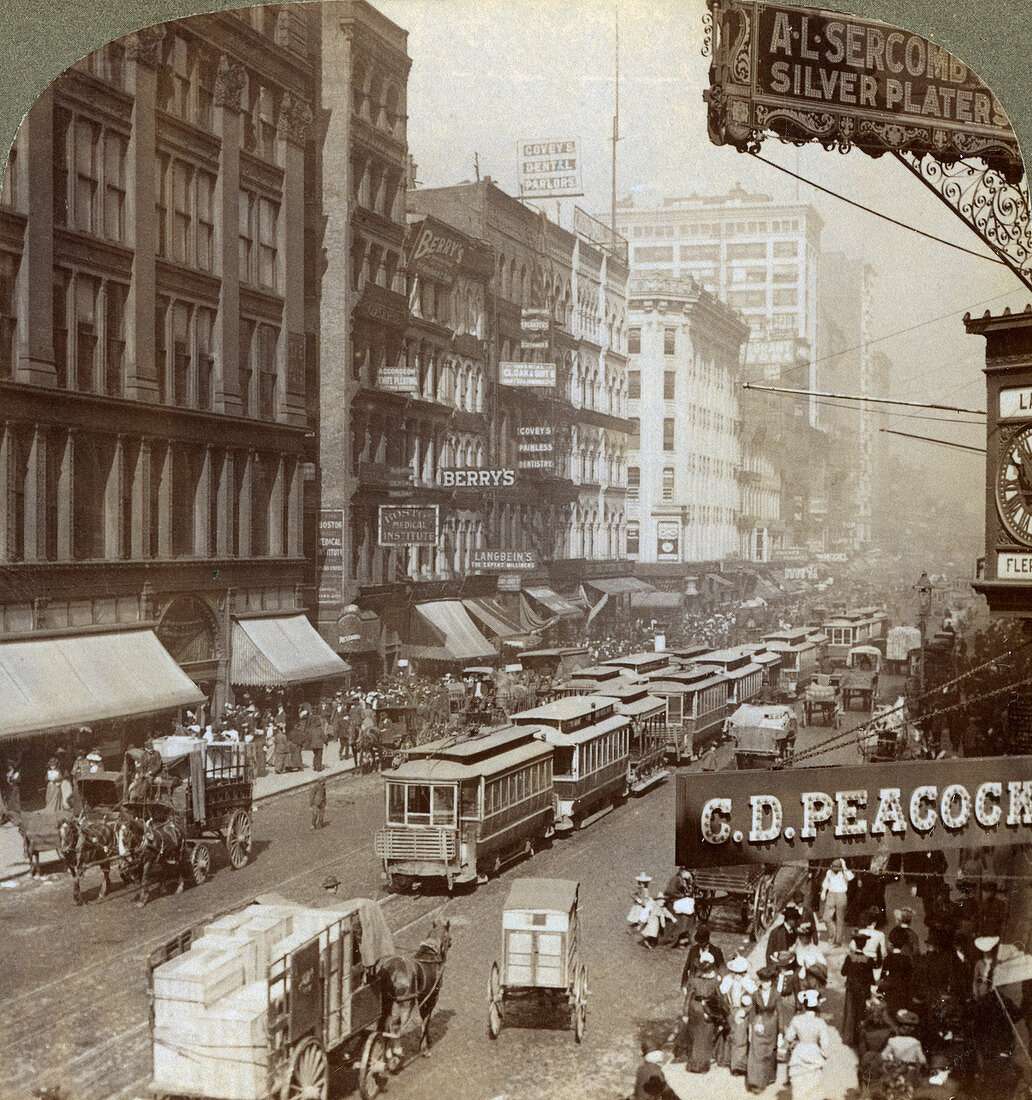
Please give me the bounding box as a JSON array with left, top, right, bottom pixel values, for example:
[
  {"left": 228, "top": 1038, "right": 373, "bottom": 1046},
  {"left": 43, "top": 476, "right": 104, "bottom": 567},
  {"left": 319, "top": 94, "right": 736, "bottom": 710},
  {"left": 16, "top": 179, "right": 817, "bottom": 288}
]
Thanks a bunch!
[
  {"left": 705, "top": 1, "right": 1022, "bottom": 181},
  {"left": 675, "top": 756, "right": 1032, "bottom": 867}
]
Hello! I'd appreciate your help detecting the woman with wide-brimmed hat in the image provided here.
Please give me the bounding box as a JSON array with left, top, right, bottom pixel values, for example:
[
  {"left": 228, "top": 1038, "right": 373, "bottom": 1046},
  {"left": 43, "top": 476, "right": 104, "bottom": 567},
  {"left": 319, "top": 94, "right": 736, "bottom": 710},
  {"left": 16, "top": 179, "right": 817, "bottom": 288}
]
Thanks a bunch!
[
  {"left": 784, "top": 988, "right": 831, "bottom": 1099},
  {"left": 746, "top": 965, "right": 781, "bottom": 1092}
]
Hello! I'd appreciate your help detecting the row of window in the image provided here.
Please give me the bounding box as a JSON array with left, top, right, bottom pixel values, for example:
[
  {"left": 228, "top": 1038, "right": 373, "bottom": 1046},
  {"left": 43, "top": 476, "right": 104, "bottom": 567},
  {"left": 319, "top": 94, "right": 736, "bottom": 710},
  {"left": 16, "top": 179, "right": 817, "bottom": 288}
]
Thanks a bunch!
[
  {"left": 484, "top": 760, "right": 551, "bottom": 817},
  {"left": 624, "top": 219, "right": 803, "bottom": 241},
  {"left": 575, "top": 729, "right": 627, "bottom": 778},
  {"left": 627, "top": 371, "right": 679, "bottom": 402},
  {"left": 387, "top": 783, "right": 456, "bottom": 827}
]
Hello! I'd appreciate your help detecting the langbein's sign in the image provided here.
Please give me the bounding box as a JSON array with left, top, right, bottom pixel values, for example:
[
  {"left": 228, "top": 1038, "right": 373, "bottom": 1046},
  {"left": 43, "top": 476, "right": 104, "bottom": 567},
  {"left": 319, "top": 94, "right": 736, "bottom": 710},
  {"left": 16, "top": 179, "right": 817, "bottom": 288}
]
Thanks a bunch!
[
  {"left": 705, "top": 1, "right": 1022, "bottom": 182},
  {"left": 675, "top": 756, "right": 1032, "bottom": 868}
]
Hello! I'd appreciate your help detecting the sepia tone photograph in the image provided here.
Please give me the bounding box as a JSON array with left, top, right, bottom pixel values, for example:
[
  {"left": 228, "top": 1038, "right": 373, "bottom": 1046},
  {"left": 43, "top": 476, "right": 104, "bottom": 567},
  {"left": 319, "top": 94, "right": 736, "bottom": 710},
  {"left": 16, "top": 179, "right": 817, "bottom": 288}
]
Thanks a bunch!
[{"left": 1, "top": 0, "right": 1032, "bottom": 1097}]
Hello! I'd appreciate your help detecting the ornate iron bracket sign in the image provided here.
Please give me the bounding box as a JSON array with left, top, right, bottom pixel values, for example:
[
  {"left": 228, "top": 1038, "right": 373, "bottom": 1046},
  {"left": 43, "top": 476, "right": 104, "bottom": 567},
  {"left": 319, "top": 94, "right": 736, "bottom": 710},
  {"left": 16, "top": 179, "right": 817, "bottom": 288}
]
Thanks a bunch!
[{"left": 893, "top": 151, "right": 1032, "bottom": 292}]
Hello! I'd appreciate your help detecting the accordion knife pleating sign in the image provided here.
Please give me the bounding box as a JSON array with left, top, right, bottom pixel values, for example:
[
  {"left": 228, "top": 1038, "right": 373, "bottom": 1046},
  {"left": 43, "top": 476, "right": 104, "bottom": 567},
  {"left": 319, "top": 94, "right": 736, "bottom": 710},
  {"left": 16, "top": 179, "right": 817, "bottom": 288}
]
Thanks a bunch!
[
  {"left": 704, "top": 0, "right": 1022, "bottom": 181},
  {"left": 675, "top": 756, "right": 1032, "bottom": 868}
]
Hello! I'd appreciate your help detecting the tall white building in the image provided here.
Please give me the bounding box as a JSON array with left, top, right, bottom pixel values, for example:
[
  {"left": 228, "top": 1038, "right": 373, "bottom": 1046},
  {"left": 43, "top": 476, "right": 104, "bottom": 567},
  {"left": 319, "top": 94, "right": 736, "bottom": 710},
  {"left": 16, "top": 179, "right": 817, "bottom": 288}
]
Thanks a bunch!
[
  {"left": 615, "top": 184, "right": 823, "bottom": 426},
  {"left": 625, "top": 276, "right": 749, "bottom": 564}
]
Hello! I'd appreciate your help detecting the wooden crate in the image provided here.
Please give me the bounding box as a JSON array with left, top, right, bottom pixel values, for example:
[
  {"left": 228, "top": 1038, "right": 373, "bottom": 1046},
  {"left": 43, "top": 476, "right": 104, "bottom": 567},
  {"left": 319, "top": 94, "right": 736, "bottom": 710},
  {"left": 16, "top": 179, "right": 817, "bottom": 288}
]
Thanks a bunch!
[{"left": 197, "top": 933, "right": 260, "bottom": 985}]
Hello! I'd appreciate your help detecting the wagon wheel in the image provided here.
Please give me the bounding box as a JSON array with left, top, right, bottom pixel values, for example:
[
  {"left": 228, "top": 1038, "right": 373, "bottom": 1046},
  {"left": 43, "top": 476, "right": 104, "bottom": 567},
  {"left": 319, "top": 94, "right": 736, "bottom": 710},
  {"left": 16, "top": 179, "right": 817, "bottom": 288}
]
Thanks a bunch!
[
  {"left": 359, "top": 1031, "right": 390, "bottom": 1099},
  {"left": 226, "top": 809, "right": 252, "bottom": 869},
  {"left": 487, "top": 961, "right": 503, "bottom": 1039},
  {"left": 283, "top": 1036, "right": 327, "bottom": 1100},
  {"left": 573, "top": 964, "right": 588, "bottom": 1043},
  {"left": 751, "top": 874, "right": 778, "bottom": 937},
  {"left": 189, "top": 843, "right": 211, "bottom": 885}
]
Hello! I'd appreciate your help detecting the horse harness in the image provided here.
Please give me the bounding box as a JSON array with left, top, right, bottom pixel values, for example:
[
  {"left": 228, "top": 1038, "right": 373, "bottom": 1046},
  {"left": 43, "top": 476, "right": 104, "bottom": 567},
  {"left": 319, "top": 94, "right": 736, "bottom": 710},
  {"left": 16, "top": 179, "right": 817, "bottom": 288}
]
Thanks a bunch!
[{"left": 380, "top": 940, "right": 447, "bottom": 1037}]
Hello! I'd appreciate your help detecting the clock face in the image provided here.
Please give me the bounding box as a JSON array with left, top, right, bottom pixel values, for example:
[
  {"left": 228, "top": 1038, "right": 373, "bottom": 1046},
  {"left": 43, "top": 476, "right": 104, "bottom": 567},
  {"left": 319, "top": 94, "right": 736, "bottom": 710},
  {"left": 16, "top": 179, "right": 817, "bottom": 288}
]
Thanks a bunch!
[{"left": 996, "top": 424, "right": 1032, "bottom": 545}]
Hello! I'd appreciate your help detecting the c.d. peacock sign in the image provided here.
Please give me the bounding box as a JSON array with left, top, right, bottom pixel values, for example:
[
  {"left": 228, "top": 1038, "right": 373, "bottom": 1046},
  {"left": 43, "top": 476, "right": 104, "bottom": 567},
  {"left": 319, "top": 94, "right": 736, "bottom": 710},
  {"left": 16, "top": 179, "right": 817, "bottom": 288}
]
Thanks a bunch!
[{"left": 676, "top": 756, "right": 1032, "bottom": 868}]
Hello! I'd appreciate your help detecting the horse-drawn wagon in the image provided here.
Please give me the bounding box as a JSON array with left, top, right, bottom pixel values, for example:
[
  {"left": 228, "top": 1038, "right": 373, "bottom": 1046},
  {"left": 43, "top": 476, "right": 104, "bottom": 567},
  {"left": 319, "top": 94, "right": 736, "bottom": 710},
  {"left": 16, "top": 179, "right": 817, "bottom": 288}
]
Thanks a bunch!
[
  {"left": 148, "top": 896, "right": 404, "bottom": 1100},
  {"left": 725, "top": 703, "right": 796, "bottom": 770},
  {"left": 691, "top": 863, "right": 809, "bottom": 940},
  {"left": 802, "top": 680, "right": 840, "bottom": 727},
  {"left": 487, "top": 877, "right": 588, "bottom": 1042},
  {"left": 118, "top": 737, "right": 254, "bottom": 903}
]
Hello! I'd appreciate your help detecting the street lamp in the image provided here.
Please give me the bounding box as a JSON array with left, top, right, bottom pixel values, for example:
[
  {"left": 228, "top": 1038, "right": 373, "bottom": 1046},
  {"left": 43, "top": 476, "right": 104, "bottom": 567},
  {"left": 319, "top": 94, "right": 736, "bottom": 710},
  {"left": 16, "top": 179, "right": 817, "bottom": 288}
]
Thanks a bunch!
[{"left": 915, "top": 571, "right": 932, "bottom": 696}]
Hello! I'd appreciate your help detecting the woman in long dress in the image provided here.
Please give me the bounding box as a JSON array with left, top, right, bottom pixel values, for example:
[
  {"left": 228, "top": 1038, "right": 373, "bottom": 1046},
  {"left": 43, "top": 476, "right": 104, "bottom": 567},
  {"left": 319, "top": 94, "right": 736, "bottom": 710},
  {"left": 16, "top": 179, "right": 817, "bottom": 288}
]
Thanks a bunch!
[
  {"left": 746, "top": 966, "right": 781, "bottom": 1093},
  {"left": 785, "top": 989, "right": 832, "bottom": 1100},
  {"left": 683, "top": 951, "right": 724, "bottom": 1073}
]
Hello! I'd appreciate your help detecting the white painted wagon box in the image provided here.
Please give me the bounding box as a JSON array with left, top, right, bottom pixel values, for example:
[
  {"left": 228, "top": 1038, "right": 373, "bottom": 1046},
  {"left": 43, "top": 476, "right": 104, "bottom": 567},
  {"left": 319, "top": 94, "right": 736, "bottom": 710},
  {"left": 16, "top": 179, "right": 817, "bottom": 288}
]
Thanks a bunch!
[
  {"left": 151, "top": 946, "right": 247, "bottom": 1007},
  {"left": 153, "top": 981, "right": 269, "bottom": 1100}
]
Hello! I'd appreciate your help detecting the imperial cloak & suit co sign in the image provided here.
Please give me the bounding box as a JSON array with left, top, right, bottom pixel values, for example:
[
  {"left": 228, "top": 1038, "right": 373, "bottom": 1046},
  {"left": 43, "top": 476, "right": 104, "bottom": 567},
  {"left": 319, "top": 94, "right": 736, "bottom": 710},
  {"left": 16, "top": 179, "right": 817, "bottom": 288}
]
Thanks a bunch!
[
  {"left": 704, "top": 1, "right": 1022, "bottom": 182},
  {"left": 675, "top": 756, "right": 1032, "bottom": 868}
]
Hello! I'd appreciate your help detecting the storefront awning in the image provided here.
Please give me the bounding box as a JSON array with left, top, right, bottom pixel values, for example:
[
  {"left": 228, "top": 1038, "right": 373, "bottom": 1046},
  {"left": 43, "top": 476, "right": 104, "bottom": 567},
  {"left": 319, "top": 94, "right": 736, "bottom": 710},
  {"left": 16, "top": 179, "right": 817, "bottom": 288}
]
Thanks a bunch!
[
  {"left": 410, "top": 601, "right": 497, "bottom": 662},
  {"left": 583, "top": 577, "right": 656, "bottom": 597},
  {"left": 231, "top": 615, "right": 351, "bottom": 686},
  {"left": 462, "top": 597, "right": 524, "bottom": 640},
  {"left": 631, "top": 591, "right": 684, "bottom": 610},
  {"left": 707, "top": 574, "right": 735, "bottom": 588},
  {"left": 524, "top": 587, "right": 585, "bottom": 619},
  {"left": 0, "top": 629, "right": 205, "bottom": 741}
]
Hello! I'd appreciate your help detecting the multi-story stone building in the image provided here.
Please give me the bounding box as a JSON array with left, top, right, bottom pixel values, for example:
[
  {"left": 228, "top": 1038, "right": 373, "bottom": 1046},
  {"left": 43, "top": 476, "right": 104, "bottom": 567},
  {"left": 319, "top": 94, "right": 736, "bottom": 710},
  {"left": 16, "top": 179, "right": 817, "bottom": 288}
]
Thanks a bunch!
[
  {"left": 624, "top": 275, "right": 749, "bottom": 564},
  {"left": 614, "top": 183, "right": 822, "bottom": 425},
  {"left": 0, "top": 6, "right": 350, "bottom": 763},
  {"left": 407, "top": 178, "right": 631, "bottom": 567}
]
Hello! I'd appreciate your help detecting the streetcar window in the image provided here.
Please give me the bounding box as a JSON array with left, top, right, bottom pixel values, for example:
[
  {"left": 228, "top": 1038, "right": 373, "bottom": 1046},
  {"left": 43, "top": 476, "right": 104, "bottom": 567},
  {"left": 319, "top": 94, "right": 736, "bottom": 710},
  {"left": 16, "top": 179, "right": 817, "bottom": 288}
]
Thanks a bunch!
[
  {"left": 553, "top": 746, "right": 574, "bottom": 777},
  {"left": 460, "top": 781, "right": 479, "bottom": 819},
  {"left": 669, "top": 695, "right": 682, "bottom": 722},
  {"left": 431, "top": 785, "right": 455, "bottom": 826},
  {"left": 388, "top": 784, "right": 405, "bottom": 823},
  {"left": 407, "top": 784, "right": 431, "bottom": 824}
]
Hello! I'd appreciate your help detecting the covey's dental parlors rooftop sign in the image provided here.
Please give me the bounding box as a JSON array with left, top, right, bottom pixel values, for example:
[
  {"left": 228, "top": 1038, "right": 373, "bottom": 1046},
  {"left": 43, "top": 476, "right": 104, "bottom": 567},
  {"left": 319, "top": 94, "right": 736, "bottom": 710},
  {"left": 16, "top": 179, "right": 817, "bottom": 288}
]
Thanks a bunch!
[
  {"left": 704, "top": 1, "right": 1022, "bottom": 181},
  {"left": 676, "top": 756, "right": 1032, "bottom": 868}
]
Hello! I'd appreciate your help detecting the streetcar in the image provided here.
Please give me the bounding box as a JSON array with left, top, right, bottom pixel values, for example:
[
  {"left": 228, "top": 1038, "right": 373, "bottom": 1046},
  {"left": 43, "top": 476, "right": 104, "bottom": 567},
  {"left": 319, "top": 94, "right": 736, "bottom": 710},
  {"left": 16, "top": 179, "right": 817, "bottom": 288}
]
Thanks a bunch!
[
  {"left": 692, "top": 646, "right": 764, "bottom": 708},
  {"left": 511, "top": 696, "right": 632, "bottom": 831},
  {"left": 604, "top": 681, "right": 669, "bottom": 793},
  {"left": 602, "top": 650, "right": 680, "bottom": 679},
  {"left": 820, "top": 607, "right": 889, "bottom": 667},
  {"left": 649, "top": 664, "right": 731, "bottom": 761},
  {"left": 374, "top": 724, "right": 554, "bottom": 891},
  {"left": 761, "top": 627, "right": 818, "bottom": 698}
]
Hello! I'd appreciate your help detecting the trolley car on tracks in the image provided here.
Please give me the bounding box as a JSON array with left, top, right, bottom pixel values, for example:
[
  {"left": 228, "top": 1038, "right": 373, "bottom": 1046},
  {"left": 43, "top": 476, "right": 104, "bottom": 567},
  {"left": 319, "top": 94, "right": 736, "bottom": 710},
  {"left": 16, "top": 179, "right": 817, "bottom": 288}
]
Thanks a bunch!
[
  {"left": 487, "top": 877, "right": 587, "bottom": 1042},
  {"left": 375, "top": 724, "right": 555, "bottom": 891},
  {"left": 511, "top": 696, "right": 632, "bottom": 831}
]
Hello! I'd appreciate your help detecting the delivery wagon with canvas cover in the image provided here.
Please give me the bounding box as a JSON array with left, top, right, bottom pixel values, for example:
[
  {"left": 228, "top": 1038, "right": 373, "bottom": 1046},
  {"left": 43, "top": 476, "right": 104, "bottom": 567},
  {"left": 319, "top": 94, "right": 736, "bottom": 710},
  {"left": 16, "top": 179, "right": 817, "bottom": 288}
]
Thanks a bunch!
[
  {"left": 725, "top": 703, "right": 796, "bottom": 769},
  {"left": 148, "top": 896, "right": 395, "bottom": 1100}
]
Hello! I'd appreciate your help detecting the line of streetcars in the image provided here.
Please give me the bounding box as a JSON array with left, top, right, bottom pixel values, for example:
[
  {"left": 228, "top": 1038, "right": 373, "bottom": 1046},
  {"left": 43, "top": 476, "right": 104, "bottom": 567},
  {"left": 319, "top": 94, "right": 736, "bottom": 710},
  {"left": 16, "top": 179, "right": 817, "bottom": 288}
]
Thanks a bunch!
[{"left": 374, "top": 643, "right": 774, "bottom": 893}]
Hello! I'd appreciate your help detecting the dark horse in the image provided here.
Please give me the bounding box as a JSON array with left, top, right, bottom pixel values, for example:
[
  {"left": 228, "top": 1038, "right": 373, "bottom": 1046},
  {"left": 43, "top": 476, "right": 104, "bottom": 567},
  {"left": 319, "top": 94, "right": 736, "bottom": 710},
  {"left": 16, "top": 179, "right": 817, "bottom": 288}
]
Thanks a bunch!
[
  {"left": 117, "top": 815, "right": 186, "bottom": 907},
  {"left": 374, "top": 919, "right": 451, "bottom": 1066},
  {"left": 57, "top": 816, "right": 119, "bottom": 904}
]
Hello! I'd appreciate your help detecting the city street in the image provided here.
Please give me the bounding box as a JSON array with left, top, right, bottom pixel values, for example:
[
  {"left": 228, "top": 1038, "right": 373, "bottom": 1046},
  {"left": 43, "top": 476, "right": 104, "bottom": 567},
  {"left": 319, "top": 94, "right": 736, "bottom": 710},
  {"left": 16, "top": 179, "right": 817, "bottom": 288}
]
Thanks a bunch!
[{"left": 1, "top": 714, "right": 864, "bottom": 1100}]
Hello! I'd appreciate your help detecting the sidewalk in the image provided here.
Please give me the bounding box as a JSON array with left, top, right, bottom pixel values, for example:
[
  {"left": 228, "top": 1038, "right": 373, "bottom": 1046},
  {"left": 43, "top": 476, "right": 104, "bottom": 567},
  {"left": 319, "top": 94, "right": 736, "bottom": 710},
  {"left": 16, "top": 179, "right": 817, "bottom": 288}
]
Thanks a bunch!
[{"left": 0, "top": 744, "right": 361, "bottom": 884}]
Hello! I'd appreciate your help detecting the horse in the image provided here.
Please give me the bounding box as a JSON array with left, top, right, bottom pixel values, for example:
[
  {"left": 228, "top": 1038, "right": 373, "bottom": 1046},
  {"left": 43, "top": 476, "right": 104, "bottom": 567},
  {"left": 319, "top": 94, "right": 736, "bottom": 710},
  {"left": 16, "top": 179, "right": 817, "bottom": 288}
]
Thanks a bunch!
[
  {"left": 373, "top": 919, "right": 451, "bottom": 1066},
  {"left": 117, "top": 815, "right": 186, "bottom": 907},
  {"left": 356, "top": 727, "right": 382, "bottom": 774},
  {"left": 58, "top": 816, "right": 119, "bottom": 905}
]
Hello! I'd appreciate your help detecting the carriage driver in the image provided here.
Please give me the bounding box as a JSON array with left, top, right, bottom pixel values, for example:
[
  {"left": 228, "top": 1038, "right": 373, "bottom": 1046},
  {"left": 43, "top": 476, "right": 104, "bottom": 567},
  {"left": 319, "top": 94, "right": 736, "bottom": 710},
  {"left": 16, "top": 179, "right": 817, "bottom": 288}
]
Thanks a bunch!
[{"left": 127, "top": 739, "right": 164, "bottom": 802}]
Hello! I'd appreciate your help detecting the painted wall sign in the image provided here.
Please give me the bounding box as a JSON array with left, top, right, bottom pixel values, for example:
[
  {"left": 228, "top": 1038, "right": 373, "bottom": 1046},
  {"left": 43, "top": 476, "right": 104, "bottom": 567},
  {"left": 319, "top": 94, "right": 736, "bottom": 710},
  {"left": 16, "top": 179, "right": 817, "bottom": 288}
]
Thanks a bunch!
[
  {"left": 675, "top": 756, "right": 1032, "bottom": 867},
  {"left": 377, "top": 504, "right": 439, "bottom": 547},
  {"left": 317, "top": 509, "right": 345, "bottom": 604},
  {"left": 500, "top": 361, "right": 557, "bottom": 387},
  {"left": 705, "top": 1, "right": 1021, "bottom": 181},
  {"left": 657, "top": 520, "right": 680, "bottom": 562},
  {"left": 441, "top": 468, "right": 517, "bottom": 487},
  {"left": 517, "top": 138, "right": 584, "bottom": 198},
  {"left": 471, "top": 549, "right": 538, "bottom": 570},
  {"left": 518, "top": 425, "right": 555, "bottom": 470}
]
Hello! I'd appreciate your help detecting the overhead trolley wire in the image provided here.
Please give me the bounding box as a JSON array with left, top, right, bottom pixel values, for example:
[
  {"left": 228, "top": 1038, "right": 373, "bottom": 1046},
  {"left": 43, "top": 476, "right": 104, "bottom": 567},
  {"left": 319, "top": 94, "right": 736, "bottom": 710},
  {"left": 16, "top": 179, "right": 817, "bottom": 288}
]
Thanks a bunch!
[
  {"left": 878, "top": 428, "right": 985, "bottom": 453},
  {"left": 748, "top": 151, "right": 1011, "bottom": 267},
  {"left": 741, "top": 381, "right": 986, "bottom": 417}
]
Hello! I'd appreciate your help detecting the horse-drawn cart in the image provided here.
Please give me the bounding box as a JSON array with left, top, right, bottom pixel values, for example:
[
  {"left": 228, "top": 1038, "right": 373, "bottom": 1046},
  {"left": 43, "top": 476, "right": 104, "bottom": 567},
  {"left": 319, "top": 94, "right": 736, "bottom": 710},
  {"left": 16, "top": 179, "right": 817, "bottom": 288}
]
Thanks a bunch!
[
  {"left": 692, "top": 862, "right": 810, "bottom": 940},
  {"left": 487, "top": 877, "right": 588, "bottom": 1042},
  {"left": 802, "top": 681, "right": 840, "bottom": 727},
  {"left": 148, "top": 897, "right": 396, "bottom": 1100}
]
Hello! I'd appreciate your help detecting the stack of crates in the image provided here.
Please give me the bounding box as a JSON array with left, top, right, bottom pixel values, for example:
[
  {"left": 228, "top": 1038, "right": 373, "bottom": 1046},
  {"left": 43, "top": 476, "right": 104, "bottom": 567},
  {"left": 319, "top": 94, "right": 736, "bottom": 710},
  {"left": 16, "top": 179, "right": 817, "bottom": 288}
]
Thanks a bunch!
[{"left": 151, "top": 903, "right": 341, "bottom": 1100}]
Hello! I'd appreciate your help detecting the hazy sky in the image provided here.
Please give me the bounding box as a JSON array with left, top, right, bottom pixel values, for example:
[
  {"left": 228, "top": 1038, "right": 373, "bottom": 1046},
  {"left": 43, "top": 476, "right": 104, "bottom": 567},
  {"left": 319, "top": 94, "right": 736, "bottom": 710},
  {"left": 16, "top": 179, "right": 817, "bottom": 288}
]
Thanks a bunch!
[{"left": 379, "top": 0, "right": 1025, "bottom": 477}]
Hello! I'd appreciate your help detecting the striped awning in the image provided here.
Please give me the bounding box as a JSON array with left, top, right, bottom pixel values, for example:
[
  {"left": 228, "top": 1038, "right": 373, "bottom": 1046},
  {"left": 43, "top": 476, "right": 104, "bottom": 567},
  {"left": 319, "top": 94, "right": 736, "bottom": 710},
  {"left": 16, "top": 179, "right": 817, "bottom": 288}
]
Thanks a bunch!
[
  {"left": 231, "top": 615, "right": 351, "bottom": 686},
  {"left": 583, "top": 576, "right": 656, "bottom": 597},
  {"left": 0, "top": 630, "right": 205, "bottom": 741},
  {"left": 409, "top": 601, "right": 497, "bottom": 662},
  {"left": 524, "top": 587, "right": 585, "bottom": 619},
  {"left": 462, "top": 597, "right": 524, "bottom": 640}
]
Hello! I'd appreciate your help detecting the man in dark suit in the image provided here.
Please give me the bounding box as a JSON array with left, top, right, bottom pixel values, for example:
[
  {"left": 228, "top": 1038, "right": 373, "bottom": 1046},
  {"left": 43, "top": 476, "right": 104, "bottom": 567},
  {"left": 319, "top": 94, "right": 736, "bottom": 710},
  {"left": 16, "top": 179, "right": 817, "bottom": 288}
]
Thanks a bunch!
[{"left": 310, "top": 775, "right": 326, "bottom": 829}]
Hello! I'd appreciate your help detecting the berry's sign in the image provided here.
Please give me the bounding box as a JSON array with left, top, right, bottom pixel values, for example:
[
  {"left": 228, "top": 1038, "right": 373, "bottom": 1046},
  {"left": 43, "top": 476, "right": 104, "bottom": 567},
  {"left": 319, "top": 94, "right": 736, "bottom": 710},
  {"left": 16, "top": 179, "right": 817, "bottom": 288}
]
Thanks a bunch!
[{"left": 676, "top": 756, "right": 1032, "bottom": 867}]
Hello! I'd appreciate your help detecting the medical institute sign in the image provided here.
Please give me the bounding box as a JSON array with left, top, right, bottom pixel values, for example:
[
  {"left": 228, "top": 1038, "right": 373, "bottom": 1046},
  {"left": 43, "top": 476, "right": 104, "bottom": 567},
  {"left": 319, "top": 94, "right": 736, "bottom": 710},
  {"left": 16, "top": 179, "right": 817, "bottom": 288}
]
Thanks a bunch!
[
  {"left": 676, "top": 757, "right": 1032, "bottom": 868},
  {"left": 704, "top": 0, "right": 1022, "bottom": 181}
]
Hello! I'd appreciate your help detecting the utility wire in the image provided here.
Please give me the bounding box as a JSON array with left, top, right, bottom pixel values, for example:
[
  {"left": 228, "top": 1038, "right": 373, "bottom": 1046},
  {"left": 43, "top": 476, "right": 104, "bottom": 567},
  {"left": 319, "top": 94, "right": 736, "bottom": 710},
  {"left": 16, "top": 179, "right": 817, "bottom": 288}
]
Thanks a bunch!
[
  {"left": 808, "top": 397, "right": 983, "bottom": 426},
  {"left": 749, "top": 151, "right": 1010, "bottom": 267},
  {"left": 742, "top": 291, "right": 1022, "bottom": 390},
  {"left": 878, "top": 428, "right": 985, "bottom": 454},
  {"left": 741, "top": 381, "right": 985, "bottom": 417}
]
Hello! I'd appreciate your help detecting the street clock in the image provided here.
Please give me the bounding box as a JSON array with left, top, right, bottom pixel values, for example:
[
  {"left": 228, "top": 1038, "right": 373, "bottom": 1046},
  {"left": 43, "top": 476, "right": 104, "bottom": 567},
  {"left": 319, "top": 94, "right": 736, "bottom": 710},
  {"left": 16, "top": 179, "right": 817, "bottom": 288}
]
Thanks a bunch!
[{"left": 967, "top": 307, "right": 1032, "bottom": 616}]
